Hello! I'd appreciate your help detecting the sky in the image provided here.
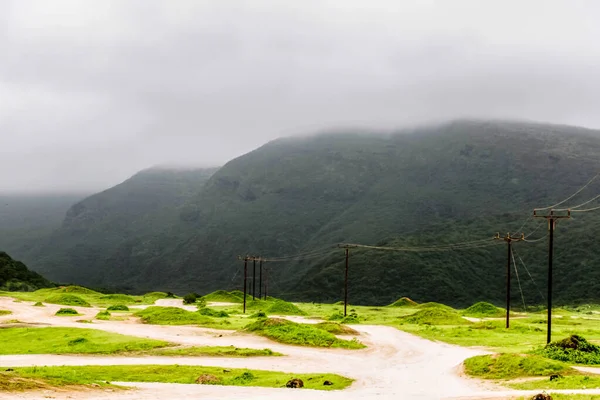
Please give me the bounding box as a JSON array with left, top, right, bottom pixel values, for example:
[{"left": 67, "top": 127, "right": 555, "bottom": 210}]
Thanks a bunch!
[{"left": 1, "top": 0, "right": 600, "bottom": 193}]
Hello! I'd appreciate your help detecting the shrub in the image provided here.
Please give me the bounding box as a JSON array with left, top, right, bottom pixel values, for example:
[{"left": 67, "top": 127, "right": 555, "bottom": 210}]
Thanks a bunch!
[
  {"left": 95, "top": 311, "right": 111, "bottom": 320},
  {"left": 341, "top": 312, "right": 360, "bottom": 324},
  {"left": 166, "top": 292, "right": 175, "bottom": 298},
  {"left": 250, "top": 311, "right": 267, "bottom": 319},
  {"left": 33, "top": 302, "right": 44, "bottom": 307},
  {"left": 107, "top": 305, "right": 129, "bottom": 311},
  {"left": 199, "top": 308, "right": 229, "bottom": 318},
  {"left": 537, "top": 335, "right": 600, "bottom": 365},
  {"left": 327, "top": 311, "right": 344, "bottom": 321},
  {"left": 183, "top": 293, "right": 198, "bottom": 305},
  {"left": 45, "top": 294, "right": 90, "bottom": 307},
  {"left": 55, "top": 308, "right": 79, "bottom": 316}
]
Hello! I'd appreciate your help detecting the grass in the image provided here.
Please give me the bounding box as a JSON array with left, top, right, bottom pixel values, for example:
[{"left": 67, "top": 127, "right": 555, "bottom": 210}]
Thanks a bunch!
[
  {"left": 244, "top": 318, "right": 364, "bottom": 349},
  {"left": 463, "top": 353, "right": 571, "bottom": 379},
  {"left": 0, "top": 371, "right": 103, "bottom": 392},
  {"left": 146, "top": 346, "right": 281, "bottom": 357},
  {"left": 201, "top": 290, "right": 243, "bottom": 303},
  {"left": 400, "top": 308, "right": 470, "bottom": 325},
  {"left": 516, "top": 396, "right": 600, "bottom": 400},
  {"left": 266, "top": 300, "right": 307, "bottom": 316},
  {"left": 107, "top": 304, "right": 130, "bottom": 311},
  {"left": 11, "top": 365, "right": 352, "bottom": 390},
  {"left": 315, "top": 322, "right": 359, "bottom": 335},
  {"left": 388, "top": 297, "right": 418, "bottom": 307},
  {"left": 135, "top": 306, "right": 249, "bottom": 329},
  {"left": 44, "top": 294, "right": 90, "bottom": 307},
  {"left": 508, "top": 375, "right": 600, "bottom": 390},
  {"left": 55, "top": 308, "right": 79, "bottom": 316},
  {"left": 198, "top": 307, "right": 229, "bottom": 318},
  {"left": 462, "top": 301, "right": 505, "bottom": 318},
  {"left": 536, "top": 335, "right": 600, "bottom": 365},
  {"left": 0, "top": 327, "right": 169, "bottom": 355},
  {"left": 33, "top": 302, "right": 44, "bottom": 307},
  {"left": 95, "top": 310, "right": 111, "bottom": 320},
  {"left": 0, "top": 309, "right": 12, "bottom": 316}
]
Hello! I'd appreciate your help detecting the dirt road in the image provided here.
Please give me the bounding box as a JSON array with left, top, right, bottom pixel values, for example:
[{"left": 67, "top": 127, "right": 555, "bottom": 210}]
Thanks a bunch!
[{"left": 0, "top": 297, "right": 597, "bottom": 400}]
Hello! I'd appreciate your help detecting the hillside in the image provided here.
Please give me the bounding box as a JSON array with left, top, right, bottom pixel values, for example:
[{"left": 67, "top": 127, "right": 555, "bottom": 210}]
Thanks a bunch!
[
  {"left": 16, "top": 120, "right": 600, "bottom": 306},
  {"left": 0, "top": 252, "right": 53, "bottom": 291}
]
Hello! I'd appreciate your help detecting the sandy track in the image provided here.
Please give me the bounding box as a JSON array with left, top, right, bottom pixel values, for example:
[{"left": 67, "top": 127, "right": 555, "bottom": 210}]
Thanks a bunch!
[{"left": 0, "top": 297, "right": 597, "bottom": 399}]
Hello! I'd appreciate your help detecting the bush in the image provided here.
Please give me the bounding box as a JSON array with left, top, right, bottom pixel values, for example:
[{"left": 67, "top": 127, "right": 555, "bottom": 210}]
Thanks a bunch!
[
  {"left": 107, "top": 305, "right": 129, "bottom": 311},
  {"left": 45, "top": 294, "right": 90, "bottom": 307},
  {"left": 538, "top": 335, "right": 600, "bottom": 365},
  {"left": 199, "top": 308, "right": 229, "bottom": 318},
  {"left": 463, "top": 302, "right": 505, "bottom": 318},
  {"left": 33, "top": 302, "right": 44, "bottom": 307},
  {"left": 166, "top": 292, "right": 175, "bottom": 298},
  {"left": 95, "top": 311, "right": 111, "bottom": 320},
  {"left": 55, "top": 308, "right": 79, "bottom": 316},
  {"left": 183, "top": 293, "right": 198, "bottom": 304},
  {"left": 341, "top": 312, "right": 360, "bottom": 324},
  {"left": 250, "top": 311, "right": 267, "bottom": 319},
  {"left": 327, "top": 311, "right": 344, "bottom": 321}
]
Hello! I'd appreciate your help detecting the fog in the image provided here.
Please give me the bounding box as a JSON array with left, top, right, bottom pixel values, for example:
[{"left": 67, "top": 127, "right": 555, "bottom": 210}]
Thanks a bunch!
[{"left": 1, "top": 0, "right": 600, "bottom": 193}]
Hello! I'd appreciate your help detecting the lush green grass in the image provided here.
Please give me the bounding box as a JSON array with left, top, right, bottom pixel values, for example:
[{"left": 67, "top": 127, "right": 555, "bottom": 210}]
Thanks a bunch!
[
  {"left": 400, "top": 308, "right": 470, "bottom": 325},
  {"left": 201, "top": 290, "right": 243, "bottom": 303},
  {"left": 516, "top": 396, "right": 600, "bottom": 400},
  {"left": 33, "top": 302, "right": 44, "bottom": 307},
  {"left": 0, "top": 327, "right": 169, "bottom": 355},
  {"left": 462, "top": 301, "right": 506, "bottom": 318},
  {"left": 0, "top": 309, "right": 12, "bottom": 316},
  {"left": 266, "top": 300, "right": 307, "bottom": 316},
  {"left": 536, "top": 335, "right": 600, "bottom": 365},
  {"left": 464, "top": 354, "right": 571, "bottom": 379},
  {"left": 55, "top": 308, "right": 79, "bottom": 316},
  {"left": 198, "top": 307, "right": 229, "bottom": 318},
  {"left": 95, "top": 310, "right": 111, "bottom": 320},
  {"left": 12, "top": 365, "right": 352, "bottom": 390},
  {"left": 45, "top": 294, "right": 90, "bottom": 307},
  {"left": 107, "top": 304, "right": 130, "bottom": 311},
  {"left": 508, "top": 375, "right": 600, "bottom": 390},
  {"left": 135, "top": 306, "right": 250, "bottom": 329},
  {"left": 315, "top": 322, "right": 359, "bottom": 335},
  {"left": 146, "top": 346, "right": 281, "bottom": 357},
  {"left": 244, "top": 318, "right": 364, "bottom": 349},
  {"left": 388, "top": 297, "right": 418, "bottom": 307}
]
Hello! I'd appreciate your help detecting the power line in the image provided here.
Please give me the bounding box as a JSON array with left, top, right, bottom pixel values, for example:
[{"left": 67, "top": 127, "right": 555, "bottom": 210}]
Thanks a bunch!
[
  {"left": 571, "top": 204, "right": 600, "bottom": 213},
  {"left": 513, "top": 248, "right": 545, "bottom": 301},
  {"left": 556, "top": 193, "right": 600, "bottom": 211},
  {"left": 535, "top": 171, "right": 600, "bottom": 211},
  {"left": 511, "top": 247, "right": 527, "bottom": 312}
]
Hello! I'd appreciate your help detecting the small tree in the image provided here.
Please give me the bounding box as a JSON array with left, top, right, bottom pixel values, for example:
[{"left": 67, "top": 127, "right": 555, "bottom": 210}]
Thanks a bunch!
[{"left": 183, "top": 293, "right": 197, "bottom": 304}]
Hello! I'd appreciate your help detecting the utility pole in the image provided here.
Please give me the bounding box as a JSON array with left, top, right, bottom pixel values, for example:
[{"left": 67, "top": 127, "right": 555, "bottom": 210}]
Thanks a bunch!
[
  {"left": 264, "top": 265, "right": 268, "bottom": 300},
  {"left": 338, "top": 244, "right": 357, "bottom": 316},
  {"left": 258, "top": 258, "right": 263, "bottom": 300},
  {"left": 533, "top": 209, "right": 571, "bottom": 344},
  {"left": 243, "top": 256, "right": 248, "bottom": 314},
  {"left": 494, "top": 232, "right": 524, "bottom": 328},
  {"left": 252, "top": 257, "right": 256, "bottom": 300}
]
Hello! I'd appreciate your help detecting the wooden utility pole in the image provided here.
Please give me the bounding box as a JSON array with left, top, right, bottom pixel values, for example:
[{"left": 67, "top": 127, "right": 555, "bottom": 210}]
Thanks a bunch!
[
  {"left": 243, "top": 256, "right": 248, "bottom": 314},
  {"left": 338, "top": 244, "right": 357, "bottom": 316},
  {"left": 258, "top": 258, "right": 263, "bottom": 300},
  {"left": 252, "top": 257, "right": 256, "bottom": 300},
  {"left": 264, "top": 265, "right": 268, "bottom": 300},
  {"left": 533, "top": 209, "right": 571, "bottom": 344},
  {"left": 494, "top": 232, "right": 524, "bottom": 328}
]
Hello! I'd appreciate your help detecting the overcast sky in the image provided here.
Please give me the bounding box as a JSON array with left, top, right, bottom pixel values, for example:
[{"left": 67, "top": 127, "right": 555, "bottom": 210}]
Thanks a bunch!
[{"left": 1, "top": 0, "right": 600, "bottom": 193}]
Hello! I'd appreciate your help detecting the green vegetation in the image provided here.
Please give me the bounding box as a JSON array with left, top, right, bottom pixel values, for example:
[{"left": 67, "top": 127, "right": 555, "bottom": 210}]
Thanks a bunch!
[
  {"left": 0, "top": 252, "right": 54, "bottom": 292},
  {"left": 389, "top": 297, "right": 418, "bottom": 307},
  {"left": 315, "top": 322, "right": 359, "bottom": 335},
  {"left": 199, "top": 307, "right": 229, "bottom": 318},
  {"left": 244, "top": 318, "right": 364, "bottom": 349},
  {"left": 11, "top": 365, "right": 352, "bottom": 390},
  {"left": 538, "top": 335, "right": 600, "bottom": 365},
  {"left": 0, "top": 327, "right": 169, "bottom": 354},
  {"left": 509, "top": 375, "right": 600, "bottom": 390},
  {"left": 250, "top": 311, "right": 267, "bottom": 318},
  {"left": 183, "top": 293, "right": 198, "bottom": 304},
  {"left": 107, "top": 304, "right": 129, "bottom": 311},
  {"left": 516, "top": 394, "right": 600, "bottom": 400},
  {"left": 148, "top": 346, "right": 280, "bottom": 357},
  {"left": 400, "top": 308, "right": 470, "bottom": 325},
  {"left": 0, "top": 309, "right": 11, "bottom": 316},
  {"left": 202, "top": 290, "right": 243, "bottom": 303},
  {"left": 101, "top": 294, "right": 136, "bottom": 303},
  {"left": 55, "top": 308, "right": 79, "bottom": 316},
  {"left": 266, "top": 300, "right": 306, "bottom": 316},
  {"left": 95, "top": 310, "right": 111, "bottom": 320},
  {"left": 33, "top": 302, "right": 44, "bottom": 307},
  {"left": 464, "top": 353, "right": 571, "bottom": 379},
  {"left": 44, "top": 294, "right": 90, "bottom": 307},
  {"left": 135, "top": 306, "right": 215, "bottom": 325},
  {"left": 463, "top": 302, "right": 505, "bottom": 318}
]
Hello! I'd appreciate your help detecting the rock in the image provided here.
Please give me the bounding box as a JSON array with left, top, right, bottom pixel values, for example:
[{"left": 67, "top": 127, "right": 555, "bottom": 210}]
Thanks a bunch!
[
  {"left": 323, "top": 380, "right": 333, "bottom": 386},
  {"left": 195, "top": 374, "right": 222, "bottom": 384},
  {"left": 532, "top": 393, "right": 552, "bottom": 400},
  {"left": 286, "top": 378, "right": 304, "bottom": 388},
  {"left": 549, "top": 374, "right": 562, "bottom": 381},
  {"left": 5, "top": 368, "right": 14, "bottom": 372}
]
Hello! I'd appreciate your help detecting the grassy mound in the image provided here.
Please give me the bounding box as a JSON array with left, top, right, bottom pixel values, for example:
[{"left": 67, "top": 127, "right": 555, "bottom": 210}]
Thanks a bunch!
[
  {"left": 135, "top": 306, "right": 216, "bottom": 326},
  {"left": 0, "top": 310, "right": 11, "bottom": 316},
  {"left": 250, "top": 311, "right": 267, "bottom": 319},
  {"left": 55, "top": 308, "right": 79, "bottom": 316},
  {"left": 54, "top": 286, "right": 99, "bottom": 295},
  {"left": 464, "top": 353, "right": 571, "bottom": 379},
  {"left": 416, "top": 302, "right": 454, "bottom": 311},
  {"left": 95, "top": 311, "right": 111, "bottom": 320},
  {"left": 143, "top": 291, "right": 168, "bottom": 299},
  {"left": 107, "top": 304, "right": 130, "bottom": 311},
  {"left": 389, "top": 297, "right": 418, "bottom": 307},
  {"left": 202, "top": 290, "right": 243, "bottom": 303},
  {"left": 101, "top": 294, "right": 136, "bottom": 303},
  {"left": 463, "top": 302, "right": 505, "bottom": 318},
  {"left": 199, "top": 308, "right": 229, "bottom": 318},
  {"left": 538, "top": 335, "right": 600, "bottom": 365},
  {"left": 315, "top": 322, "right": 359, "bottom": 335},
  {"left": 401, "top": 308, "right": 469, "bottom": 325},
  {"left": 244, "top": 318, "right": 364, "bottom": 349},
  {"left": 266, "top": 300, "right": 306, "bottom": 316},
  {"left": 44, "top": 294, "right": 90, "bottom": 307},
  {"left": 33, "top": 302, "right": 44, "bottom": 307}
]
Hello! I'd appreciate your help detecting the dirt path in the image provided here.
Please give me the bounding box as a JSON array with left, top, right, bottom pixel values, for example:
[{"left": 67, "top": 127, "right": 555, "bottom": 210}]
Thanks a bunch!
[{"left": 0, "top": 297, "right": 597, "bottom": 399}]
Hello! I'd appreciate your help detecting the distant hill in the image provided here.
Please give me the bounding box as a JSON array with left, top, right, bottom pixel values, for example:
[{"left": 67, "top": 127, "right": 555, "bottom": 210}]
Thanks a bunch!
[
  {"left": 14, "top": 120, "right": 600, "bottom": 306},
  {"left": 0, "top": 252, "right": 53, "bottom": 291}
]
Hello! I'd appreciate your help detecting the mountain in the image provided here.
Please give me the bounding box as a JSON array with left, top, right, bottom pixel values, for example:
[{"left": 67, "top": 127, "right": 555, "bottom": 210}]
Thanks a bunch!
[
  {"left": 15, "top": 120, "right": 600, "bottom": 306},
  {"left": 0, "top": 193, "right": 85, "bottom": 260},
  {"left": 0, "top": 252, "right": 53, "bottom": 291}
]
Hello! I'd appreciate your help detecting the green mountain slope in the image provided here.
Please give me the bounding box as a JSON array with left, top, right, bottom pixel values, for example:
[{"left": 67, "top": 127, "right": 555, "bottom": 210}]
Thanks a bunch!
[
  {"left": 0, "top": 252, "right": 54, "bottom": 291},
  {"left": 17, "top": 120, "right": 600, "bottom": 306},
  {"left": 25, "top": 167, "right": 217, "bottom": 287}
]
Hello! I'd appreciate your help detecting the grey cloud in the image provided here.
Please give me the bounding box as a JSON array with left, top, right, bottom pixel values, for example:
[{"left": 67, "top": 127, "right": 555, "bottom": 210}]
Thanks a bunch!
[{"left": 1, "top": 0, "right": 600, "bottom": 192}]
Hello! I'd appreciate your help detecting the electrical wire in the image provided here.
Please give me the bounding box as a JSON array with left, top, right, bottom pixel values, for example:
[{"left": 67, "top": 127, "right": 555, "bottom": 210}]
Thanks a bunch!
[
  {"left": 555, "top": 193, "right": 600, "bottom": 211},
  {"left": 511, "top": 248, "right": 527, "bottom": 311},
  {"left": 535, "top": 171, "right": 600, "bottom": 211},
  {"left": 513, "top": 248, "right": 545, "bottom": 301},
  {"left": 524, "top": 232, "right": 549, "bottom": 243},
  {"left": 345, "top": 240, "right": 501, "bottom": 253},
  {"left": 571, "top": 205, "right": 600, "bottom": 213}
]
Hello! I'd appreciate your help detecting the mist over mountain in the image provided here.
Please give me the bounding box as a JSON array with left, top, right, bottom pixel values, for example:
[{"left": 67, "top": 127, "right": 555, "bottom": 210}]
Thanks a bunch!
[{"left": 2, "top": 120, "right": 600, "bottom": 306}]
